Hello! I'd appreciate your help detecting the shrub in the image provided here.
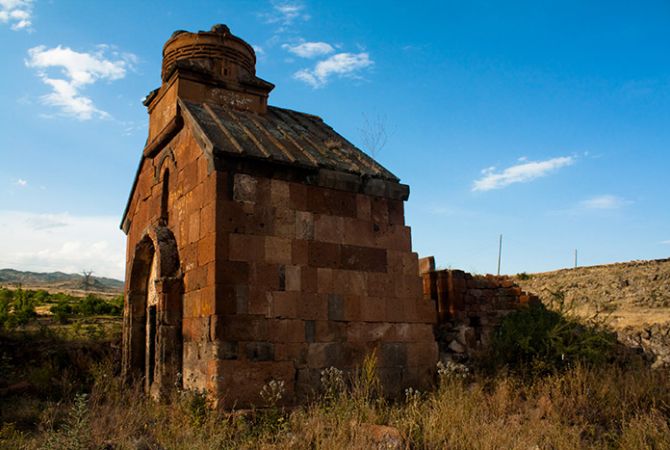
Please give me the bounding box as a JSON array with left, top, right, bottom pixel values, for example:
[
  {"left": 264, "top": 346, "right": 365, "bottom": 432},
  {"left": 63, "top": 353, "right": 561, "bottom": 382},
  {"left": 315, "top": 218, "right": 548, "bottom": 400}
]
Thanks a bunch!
[
  {"left": 49, "top": 294, "right": 122, "bottom": 321},
  {"left": 0, "top": 290, "right": 11, "bottom": 328},
  {"left": 77, "top": 295, "right": 114, "bottom": 316},
  {"left": 1, "top": 288, "right": 38, "bottom": 330},
  {"left": 31, "top": 290, "right": 50, "bottom": 305},
  {"left": 50, "top": 302, "right": 73, "bottom": 324},
  {"left": 487, "top": 291, "right": 617, "bottom": 376},
  {"left": 0, "top": 287, "right": 15, "bottom": 302},
  {"left": 42, "top": 393, "right": 91, "bottom": 450}
]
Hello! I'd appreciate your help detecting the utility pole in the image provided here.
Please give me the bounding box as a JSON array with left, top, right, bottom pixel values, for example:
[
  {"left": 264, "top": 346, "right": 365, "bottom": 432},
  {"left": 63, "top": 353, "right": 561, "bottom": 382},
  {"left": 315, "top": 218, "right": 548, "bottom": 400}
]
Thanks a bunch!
[
  {"left": 497, "top": 234, "right": 503, "bottom": 276},
  {"left": 574, "top": 249, "right": 578, "bottom": 268}
]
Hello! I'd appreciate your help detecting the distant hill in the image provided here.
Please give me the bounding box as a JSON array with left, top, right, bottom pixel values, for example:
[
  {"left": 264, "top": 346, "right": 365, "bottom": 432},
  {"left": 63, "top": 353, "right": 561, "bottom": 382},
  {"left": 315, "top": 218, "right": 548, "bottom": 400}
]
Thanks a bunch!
[
  {"left": 513, "top": 258, "right": 670, "bottom": 329},
  {"left": 0, "top": 268, "right": 124, "bottom": 293}
]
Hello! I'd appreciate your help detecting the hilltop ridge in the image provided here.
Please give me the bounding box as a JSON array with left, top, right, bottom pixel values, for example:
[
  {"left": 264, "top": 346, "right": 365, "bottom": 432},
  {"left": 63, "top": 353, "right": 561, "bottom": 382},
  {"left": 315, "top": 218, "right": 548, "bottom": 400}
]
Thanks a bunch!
[
  {"left": 0, "top": 268, "right": 124, "bottom": 294},
  {"left": 513, "top": 258, "right": 670, "bottom": 318}
]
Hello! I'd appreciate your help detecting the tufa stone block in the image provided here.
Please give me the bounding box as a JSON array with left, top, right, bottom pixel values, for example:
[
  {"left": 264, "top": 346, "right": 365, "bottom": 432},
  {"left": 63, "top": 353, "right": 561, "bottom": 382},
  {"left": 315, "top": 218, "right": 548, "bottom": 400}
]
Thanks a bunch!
[
  {"left": 233, "top": 173, "right": 257, "bottom": 203},
  {"left": 315, "top": 320, "right": 347, "bottom": 342},
  {"left": 271, "top": 291, "right": 299, "bottom": 318},
  {"left": 229, "top": 233, "right": 265, "bottom": 262},
  {"left": 245, "top": 342, "right": 275, "bottom": 361},
  {"left": 308, "top": 241, "right": 341, "bottom": 269},
  {"left": 296, "top": 293, "right": 328, "bottom": 321},
  {"left": 327, "top": 293, "right": 344, "bottom": 321},
  {"left": 314, "top": 214, "right": 344, "bottom": 244},
  {"left": 295, "top": 211, "right": 314, "bottom": 240},
  {"left": 284, "top": 265, "right": 301, "bottom": 291},
  {"left": 265, "top": 236, "right": 292, "bottom": 264}
]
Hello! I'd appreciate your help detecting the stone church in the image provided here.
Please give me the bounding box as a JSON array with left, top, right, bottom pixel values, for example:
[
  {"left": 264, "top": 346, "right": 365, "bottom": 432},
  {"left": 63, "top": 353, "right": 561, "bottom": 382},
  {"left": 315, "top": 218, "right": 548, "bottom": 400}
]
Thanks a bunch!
[{"left": 121, "top": 24, "right": 437, "bottom": 407}]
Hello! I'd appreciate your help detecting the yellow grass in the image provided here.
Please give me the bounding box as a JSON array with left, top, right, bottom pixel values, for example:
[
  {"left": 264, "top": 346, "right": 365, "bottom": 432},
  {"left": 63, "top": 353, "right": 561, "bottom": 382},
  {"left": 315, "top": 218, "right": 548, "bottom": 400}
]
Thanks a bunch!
[{"left": 2, "top": 347, "right": 669, "bottom": 449}]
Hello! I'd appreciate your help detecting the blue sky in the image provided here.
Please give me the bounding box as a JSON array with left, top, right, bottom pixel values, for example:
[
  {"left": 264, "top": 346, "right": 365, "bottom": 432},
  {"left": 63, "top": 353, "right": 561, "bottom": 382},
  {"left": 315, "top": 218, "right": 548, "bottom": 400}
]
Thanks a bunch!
[{"left": 1, "top": 0, "right": 668, "bottom": 279}]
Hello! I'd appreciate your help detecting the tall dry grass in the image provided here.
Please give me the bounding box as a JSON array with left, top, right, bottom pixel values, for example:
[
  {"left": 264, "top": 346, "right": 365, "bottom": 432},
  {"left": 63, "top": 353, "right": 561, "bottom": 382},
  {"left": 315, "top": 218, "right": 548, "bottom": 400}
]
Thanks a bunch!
[
  {"left": 1, "top": 307, "right": 669, "bottom": 450},
  {"left": 2, "top": 346, "right": 669, "bottom": 449}
]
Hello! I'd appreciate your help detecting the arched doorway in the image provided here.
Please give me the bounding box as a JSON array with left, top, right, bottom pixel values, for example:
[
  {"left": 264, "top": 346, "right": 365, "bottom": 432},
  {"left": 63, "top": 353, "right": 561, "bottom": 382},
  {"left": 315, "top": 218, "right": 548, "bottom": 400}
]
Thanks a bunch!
[{"left": 122, "top": 226, "right": 182, "bottom": 398}]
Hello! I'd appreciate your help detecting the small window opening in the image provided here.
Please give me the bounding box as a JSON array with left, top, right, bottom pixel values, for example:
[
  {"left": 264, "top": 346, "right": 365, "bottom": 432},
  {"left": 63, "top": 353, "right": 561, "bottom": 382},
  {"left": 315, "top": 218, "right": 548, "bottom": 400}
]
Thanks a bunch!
[{"left": 160, "top": 169, "right": 170, "bottom": 223}]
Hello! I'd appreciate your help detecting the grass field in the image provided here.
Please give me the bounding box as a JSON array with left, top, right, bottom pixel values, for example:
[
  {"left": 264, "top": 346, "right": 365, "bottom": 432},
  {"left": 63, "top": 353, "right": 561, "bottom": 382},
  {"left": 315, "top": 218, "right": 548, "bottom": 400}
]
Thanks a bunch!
[{"left": 1, "top": 299, "right": 669, "bottom": 449}]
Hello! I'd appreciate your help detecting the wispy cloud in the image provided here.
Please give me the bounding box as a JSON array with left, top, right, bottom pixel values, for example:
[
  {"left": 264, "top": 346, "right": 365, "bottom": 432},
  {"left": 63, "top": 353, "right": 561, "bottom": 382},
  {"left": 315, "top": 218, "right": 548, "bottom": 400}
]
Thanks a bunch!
[
  {"left": 282, "top": 41, "right": 334, "bottom": 58},
  {"left": 0, "top": 210, "right": 125, "bottom": 279},
  {"left": 0, "top": 0, "right": 33, "bottom": 31},
  {"left": 262, "top": 1, "right": 309, "bottom": 27},
  {"left": 252, "top": 44, "right": 265, "bottom": 56},
  {"left": 472, "top": 156, "right": 574, "bottom": 192},
  {"left": 579, "top": 195, "right": 630, "bottom": 210},
  {"left": 548, "top": 194, "right": 632, "bottom": 216},
  {"left": 25, "top": 45, "right": 136, "bottom": 120},
  {"left": 119, "top": 119, "right": 146, "bottom": 137},
  {"left": 25, "top": 214, "right": 67, "bottom": 230},
  {"left": 294, "top": 52, "right": 373, "bottom": 88},
  {"left": 659, "top": 240, "right": 670, "bottom": 245},
  {"left": 15, "top": 178, "right": 27, "bottom": 187}
]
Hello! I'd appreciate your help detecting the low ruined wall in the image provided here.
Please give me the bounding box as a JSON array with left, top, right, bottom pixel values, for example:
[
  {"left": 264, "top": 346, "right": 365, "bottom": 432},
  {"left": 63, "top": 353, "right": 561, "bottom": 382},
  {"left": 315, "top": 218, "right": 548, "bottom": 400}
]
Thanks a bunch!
[{"left": 420, "top": 259, "right": 539, "bottom": 361}]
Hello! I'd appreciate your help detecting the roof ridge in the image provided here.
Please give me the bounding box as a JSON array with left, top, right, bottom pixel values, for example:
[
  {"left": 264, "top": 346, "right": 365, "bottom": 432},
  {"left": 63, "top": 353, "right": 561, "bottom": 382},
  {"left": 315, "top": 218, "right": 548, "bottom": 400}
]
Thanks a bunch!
[{"left": 268, "top": 104, "right": 323, "bottom": 122}]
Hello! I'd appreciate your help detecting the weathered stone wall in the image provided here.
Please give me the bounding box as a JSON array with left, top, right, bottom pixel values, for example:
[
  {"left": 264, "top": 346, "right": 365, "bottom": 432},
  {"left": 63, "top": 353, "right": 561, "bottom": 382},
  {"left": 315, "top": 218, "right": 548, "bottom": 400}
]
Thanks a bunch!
[
  {"left": 421, "top": 266, "right": 539, "bottom": 361},
  {"left": 205, "top": 170, "right": 438, "bottom": 406},
  {"left": 124, "top": 120, "right": 217, "bottom": 393}
]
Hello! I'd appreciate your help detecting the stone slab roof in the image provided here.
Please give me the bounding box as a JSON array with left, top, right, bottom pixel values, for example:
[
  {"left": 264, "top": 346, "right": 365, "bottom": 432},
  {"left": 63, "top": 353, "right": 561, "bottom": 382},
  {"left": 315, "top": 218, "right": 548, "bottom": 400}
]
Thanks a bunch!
[{"left": 180, "top": 99, "right": 399, "bottom": 182}]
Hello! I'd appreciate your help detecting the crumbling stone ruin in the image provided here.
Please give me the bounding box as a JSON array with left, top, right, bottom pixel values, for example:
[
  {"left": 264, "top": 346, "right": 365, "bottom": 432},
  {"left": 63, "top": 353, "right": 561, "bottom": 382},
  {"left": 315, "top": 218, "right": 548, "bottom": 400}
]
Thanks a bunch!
[
  {"left": 419, "top": 257, "right": 540, "bottom": 362},
  {"left": 120, "top": 25, "right": 437, "bottom": 406}
]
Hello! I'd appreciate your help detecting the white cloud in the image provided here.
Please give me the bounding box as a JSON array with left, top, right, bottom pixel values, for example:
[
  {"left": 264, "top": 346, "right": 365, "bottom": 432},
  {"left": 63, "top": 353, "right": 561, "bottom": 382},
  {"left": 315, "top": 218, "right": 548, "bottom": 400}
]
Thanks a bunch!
[
  {"left": 282, "top": 41, "right": 334, "bottom": 58},
  {"left": 294, "top": 52, "right": 373, "bottom": 88},
  {"left": 472, "top": 156, "right": 574, "bottom": 192},
  {"left": 252, "top": 44, "right": 265, "bottom": 56},
  {"left": 0, "top": 210, "right": 125, "bottom": 279},
  {"left": 659, "top": 240, "right": 670, "bottom": 245},
  {"left": 579, "top": 195, "right": 630, "bottom": 210},
  {"left": 15, "top": 178, "right": 27, "bottom": 187},
  {"left": 263, "top": 1, "right": 309, "bottom": 26},
  {"left": 25, "top": 45, "right": 136, "bottom": 120},
  {"left": 0, "top": 0, "right": 33, "bottom": 31},
  {"left": 252, "top": 44, "right": 268, "bottom": 63}
]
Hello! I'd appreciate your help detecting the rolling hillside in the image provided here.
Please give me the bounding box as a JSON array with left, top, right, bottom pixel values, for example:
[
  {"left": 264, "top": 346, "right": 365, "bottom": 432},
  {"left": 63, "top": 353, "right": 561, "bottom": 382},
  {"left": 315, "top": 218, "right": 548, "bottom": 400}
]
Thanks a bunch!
[
  {"left": 513, "top": 258, "right": 670, "bottom": 328},
  {"left": 0, "top": 268, "right": 124, "bottom": 294}
]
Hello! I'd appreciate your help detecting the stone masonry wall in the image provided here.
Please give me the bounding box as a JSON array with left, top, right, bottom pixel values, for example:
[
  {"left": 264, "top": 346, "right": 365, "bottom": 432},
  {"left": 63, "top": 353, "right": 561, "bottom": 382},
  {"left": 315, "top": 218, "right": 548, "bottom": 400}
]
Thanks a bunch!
[
  {"left": 421, "top": 264, "right": 539, "bottom": 362},
  {"left": 207, "top": 170, "right": 438, "bottom": 406},
  {"left": 124, "top": 122, "right": 217, "bottom": 393}
]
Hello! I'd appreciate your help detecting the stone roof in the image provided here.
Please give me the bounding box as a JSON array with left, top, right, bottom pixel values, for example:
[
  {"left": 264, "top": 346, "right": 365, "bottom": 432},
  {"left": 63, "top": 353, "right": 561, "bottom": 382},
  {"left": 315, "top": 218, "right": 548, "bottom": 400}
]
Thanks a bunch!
[{"left": 180, "top": 99, "right": 399, "bottom": 182}]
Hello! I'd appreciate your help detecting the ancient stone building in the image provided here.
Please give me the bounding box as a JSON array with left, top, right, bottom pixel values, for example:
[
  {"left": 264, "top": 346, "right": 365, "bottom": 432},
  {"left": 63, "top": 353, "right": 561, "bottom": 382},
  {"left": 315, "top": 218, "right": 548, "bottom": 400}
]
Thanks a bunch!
[{"left": 120, "top": 24, "right": 437, "bottom": 406}]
